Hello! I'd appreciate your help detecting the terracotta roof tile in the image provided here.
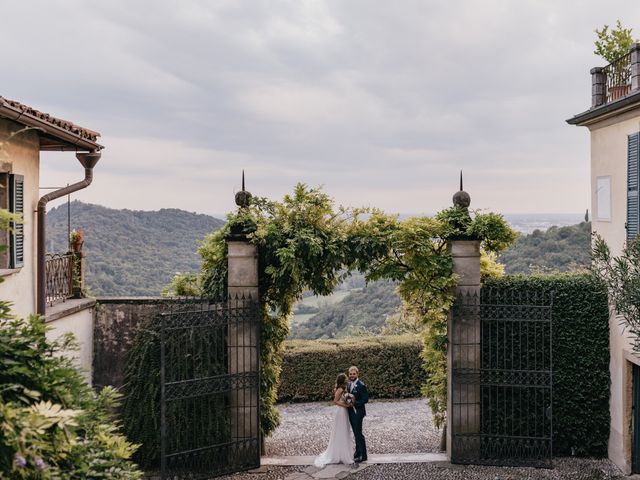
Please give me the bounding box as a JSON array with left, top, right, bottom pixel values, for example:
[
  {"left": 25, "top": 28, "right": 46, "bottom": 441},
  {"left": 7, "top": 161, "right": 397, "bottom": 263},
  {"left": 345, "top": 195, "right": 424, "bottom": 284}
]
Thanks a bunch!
[{"left": 0, "top": 97, "right": 101, "bottom": 142}]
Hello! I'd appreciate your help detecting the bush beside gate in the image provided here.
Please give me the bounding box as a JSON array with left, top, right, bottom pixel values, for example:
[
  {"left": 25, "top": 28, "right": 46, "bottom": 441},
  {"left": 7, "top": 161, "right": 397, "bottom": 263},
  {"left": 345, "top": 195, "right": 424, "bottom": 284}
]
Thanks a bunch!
[
  {"left": 484, "top": 273, "right": 610, "bottom": 457},
  {"left": 278, "top": 335, "right": 424, "bottom": 402}
]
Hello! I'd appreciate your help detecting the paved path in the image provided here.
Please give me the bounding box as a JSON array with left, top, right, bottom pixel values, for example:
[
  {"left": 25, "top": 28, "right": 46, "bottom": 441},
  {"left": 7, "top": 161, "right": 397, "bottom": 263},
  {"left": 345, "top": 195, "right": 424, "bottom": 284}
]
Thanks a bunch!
[
  {"left": 266, "top": 454, "right": 448, "bottom": 480},
  {"left": 262, "top": 453, "right": 447, "bottom": 466}
]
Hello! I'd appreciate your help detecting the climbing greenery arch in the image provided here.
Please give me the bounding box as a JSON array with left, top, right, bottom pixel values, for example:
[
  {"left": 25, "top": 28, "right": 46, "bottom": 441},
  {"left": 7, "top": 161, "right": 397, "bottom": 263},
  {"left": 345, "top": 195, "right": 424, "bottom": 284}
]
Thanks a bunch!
[{"left": 170, "top": 183, "right": 516, "bottom": 435}]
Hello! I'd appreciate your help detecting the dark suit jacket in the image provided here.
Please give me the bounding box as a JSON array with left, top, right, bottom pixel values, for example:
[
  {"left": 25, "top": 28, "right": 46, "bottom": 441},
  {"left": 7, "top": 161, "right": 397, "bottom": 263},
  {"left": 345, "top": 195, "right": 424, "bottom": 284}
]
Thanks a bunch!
[{"left": 348, "top": 379, "right": 369, "bottom": 417}]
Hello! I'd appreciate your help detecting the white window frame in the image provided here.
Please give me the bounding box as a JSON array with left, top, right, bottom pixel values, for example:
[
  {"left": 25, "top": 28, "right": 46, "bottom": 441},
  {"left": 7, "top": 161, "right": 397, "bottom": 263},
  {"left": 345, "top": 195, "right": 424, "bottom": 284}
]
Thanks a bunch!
[{"left": 596, "top": 175, "right": 612, "bottom": 222}]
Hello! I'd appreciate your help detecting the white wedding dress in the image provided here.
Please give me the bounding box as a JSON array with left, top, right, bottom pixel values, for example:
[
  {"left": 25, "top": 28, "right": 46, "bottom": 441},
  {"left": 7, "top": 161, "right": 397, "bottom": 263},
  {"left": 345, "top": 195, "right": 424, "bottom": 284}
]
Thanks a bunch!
[{"left": 314, "top": 403, "right": 354, "bottom": 467}]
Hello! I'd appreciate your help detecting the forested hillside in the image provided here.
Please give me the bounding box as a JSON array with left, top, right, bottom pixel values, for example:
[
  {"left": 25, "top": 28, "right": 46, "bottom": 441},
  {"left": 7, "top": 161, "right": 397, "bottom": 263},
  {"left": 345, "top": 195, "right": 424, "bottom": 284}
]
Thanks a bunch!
[
  {"left": 498, "top": 221, "right": 591, "bottom": 274},
  {"left": 290, "top": 280, "right": 401, "bottom": 339},
  {"left": 46, "top": 202, "right": 590, "bottom": 313},
  {"left": 46, "top": 201, "right": 224, "bottom": 296}
]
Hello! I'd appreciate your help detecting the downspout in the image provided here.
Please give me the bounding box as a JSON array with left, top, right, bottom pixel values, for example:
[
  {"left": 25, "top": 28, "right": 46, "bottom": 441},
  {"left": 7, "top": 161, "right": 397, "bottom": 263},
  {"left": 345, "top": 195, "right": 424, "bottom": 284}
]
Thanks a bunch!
[{"left": 37, "top": 151, "right": 101, "bottom": 315}]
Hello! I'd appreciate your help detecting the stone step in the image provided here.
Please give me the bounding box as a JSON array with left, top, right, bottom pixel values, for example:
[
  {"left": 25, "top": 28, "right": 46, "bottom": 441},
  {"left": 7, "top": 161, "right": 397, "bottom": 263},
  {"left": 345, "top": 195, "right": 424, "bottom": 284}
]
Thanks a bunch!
[{"left": 262, "top": 452, "right": 448, "bottom": 466}]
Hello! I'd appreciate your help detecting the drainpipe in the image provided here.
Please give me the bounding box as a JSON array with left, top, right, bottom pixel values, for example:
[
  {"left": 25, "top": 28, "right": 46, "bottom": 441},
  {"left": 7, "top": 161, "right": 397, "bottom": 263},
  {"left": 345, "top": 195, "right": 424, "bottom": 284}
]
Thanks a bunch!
[{"left": 37, "top": 151, "right": 101, "bottom": 315}]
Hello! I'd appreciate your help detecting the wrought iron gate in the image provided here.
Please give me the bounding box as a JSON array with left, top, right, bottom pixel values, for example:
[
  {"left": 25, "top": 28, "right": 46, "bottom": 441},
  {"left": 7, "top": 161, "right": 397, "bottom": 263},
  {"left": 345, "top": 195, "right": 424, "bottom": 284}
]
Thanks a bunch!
[
  {"left": 451, "top": 289, "right": 553, "bottom": 468},
  {"left": 159, "top": 297, "right": 261, "bottom": 479}
]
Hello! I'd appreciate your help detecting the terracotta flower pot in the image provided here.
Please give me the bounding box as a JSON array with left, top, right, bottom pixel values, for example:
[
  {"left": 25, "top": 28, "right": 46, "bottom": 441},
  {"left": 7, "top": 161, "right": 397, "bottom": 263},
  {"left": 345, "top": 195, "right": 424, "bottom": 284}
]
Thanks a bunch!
[
  {"left": 71, "top": 240, "right": 83, "bottom": 253},
  {"left": 609, "top": 84, "right": 631, "bottom": 101}
]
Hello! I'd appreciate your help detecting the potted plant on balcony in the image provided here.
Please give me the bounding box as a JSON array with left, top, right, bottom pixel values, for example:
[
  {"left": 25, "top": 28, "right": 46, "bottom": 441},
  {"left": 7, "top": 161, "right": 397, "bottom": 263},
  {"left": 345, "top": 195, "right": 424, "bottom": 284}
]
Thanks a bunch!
[
  {"left": 594, "top": 20, "right": 636, "bottom": 100},
  {"left": 69, "top": 229, "right": 84, "bottom": 253}
]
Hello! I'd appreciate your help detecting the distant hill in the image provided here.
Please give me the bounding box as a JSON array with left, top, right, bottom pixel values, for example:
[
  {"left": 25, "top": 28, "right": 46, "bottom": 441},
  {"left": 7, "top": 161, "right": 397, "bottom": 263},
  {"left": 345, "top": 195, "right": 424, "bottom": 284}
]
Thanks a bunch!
[
  {"left": 497, "top": 221, "right": 591, "bottom": 275},
  {"left": 290, "top": 280, "right": 401, "bottom": 339},
  {"left": 46, "top": 201, "right": 225, "bottom": 296},
  {"left": 45, "top": 201, "right": 590, "bottom": 302}
]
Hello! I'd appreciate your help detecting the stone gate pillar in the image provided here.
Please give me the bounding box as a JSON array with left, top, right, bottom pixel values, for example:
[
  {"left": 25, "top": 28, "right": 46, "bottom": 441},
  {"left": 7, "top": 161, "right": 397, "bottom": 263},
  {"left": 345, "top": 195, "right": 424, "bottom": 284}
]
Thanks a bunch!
[
  {"left": 446, "top": 177, "right": 482, "bottom": 461},
  {"left": 227, "top": 234, "right": 259, "bottom": 301},
  {"left": 226, "top": 178, "right": 260, "bottom": 455}
]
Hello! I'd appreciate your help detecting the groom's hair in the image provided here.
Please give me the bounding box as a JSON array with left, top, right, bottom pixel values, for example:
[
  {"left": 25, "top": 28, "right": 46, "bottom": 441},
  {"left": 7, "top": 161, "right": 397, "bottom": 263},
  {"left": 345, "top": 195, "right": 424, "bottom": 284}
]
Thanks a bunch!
[{"left": 349, "top": 366, "right": 359, "bottom": 374}]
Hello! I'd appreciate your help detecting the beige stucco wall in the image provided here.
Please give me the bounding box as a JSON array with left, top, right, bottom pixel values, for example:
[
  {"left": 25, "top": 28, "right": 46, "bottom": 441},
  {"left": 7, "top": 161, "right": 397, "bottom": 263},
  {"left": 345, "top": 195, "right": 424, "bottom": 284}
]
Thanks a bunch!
[
  {"left": 45, "top": 305, "right": 95, "bottom": 384},
  {"left": 588, "top": 110, "right": 640, "bottom": 474},
  {"left": 589, "top": 111, "right": 640, "bottom": 256},
  {"left": 0, "top": 118, "right": 40, "bottom": 318}
]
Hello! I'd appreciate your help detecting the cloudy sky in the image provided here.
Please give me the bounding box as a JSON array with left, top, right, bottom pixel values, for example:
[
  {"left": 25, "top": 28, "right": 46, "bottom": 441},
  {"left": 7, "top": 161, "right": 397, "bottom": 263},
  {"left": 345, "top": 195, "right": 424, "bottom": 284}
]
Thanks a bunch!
[{"left": 3, "top": 1, "right": 640, "bottom": 216}]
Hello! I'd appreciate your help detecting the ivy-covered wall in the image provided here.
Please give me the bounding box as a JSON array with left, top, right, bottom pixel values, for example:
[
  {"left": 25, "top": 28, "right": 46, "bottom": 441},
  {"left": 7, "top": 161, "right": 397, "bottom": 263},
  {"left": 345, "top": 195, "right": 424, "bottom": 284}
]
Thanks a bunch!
[{"left": 484, "top": 274, "right": 610, "bottom": 457}]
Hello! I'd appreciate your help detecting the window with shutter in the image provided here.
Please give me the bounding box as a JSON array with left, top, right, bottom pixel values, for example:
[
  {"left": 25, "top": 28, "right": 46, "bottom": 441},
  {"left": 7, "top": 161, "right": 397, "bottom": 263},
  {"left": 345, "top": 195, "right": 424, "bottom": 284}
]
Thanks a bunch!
[
  {"left": 9, "top": 174, "right": 24, "bottom": 268},
  {"left": 628, "top": 132, "right": 640, "bottom": 242}
]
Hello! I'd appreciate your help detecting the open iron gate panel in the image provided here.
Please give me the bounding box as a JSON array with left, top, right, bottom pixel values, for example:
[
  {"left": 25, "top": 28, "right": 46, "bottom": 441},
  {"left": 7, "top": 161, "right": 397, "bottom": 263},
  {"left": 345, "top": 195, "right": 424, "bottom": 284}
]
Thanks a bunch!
[
  {"left": 159, "top": 298, "right": 261, "bottom": 479},
  {"left": 451, "top": 291, "right": 553, "bottom": 468}
]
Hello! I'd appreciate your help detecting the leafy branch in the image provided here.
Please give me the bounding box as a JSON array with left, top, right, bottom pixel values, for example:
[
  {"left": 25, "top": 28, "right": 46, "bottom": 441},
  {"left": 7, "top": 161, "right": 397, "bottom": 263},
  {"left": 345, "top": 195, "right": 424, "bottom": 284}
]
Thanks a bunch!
[
  {"left": 592, "top": 233, "right": 640, "bottom": 352},
  {"left": 594, "top": 20, "right": 635, "bottom": 64}
]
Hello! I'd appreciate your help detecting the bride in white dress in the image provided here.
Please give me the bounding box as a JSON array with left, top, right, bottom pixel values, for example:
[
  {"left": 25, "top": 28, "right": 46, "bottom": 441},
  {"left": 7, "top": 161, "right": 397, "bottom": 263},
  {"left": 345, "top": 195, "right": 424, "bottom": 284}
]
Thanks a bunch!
[{"left": 314, "top": 373, "right": 354, "bottom": 467}]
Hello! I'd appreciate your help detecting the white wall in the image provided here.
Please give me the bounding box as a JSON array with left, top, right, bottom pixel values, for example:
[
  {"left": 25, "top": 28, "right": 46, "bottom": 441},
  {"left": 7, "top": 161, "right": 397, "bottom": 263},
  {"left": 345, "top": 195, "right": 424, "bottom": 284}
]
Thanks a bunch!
[
  {"left": 45, "top": 305, "right": 94, "bottom": 384},
  {"left": 0, "top": 118, "right": 40, "bottom": 318}
]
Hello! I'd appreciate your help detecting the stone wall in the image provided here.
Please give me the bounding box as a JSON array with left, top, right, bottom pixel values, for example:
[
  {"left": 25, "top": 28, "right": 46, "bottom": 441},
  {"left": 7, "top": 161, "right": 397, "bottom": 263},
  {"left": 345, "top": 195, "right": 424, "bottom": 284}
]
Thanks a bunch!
[{"left": 93, "top": 297, "right": 173, "bottom": 390}]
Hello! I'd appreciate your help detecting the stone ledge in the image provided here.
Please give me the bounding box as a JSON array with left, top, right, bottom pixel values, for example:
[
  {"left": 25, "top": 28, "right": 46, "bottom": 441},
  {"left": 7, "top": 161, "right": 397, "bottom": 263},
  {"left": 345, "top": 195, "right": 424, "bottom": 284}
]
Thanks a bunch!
[
  {"left": 96, "top": 296, "right": 167, "bottom": 305},
  {"left": 262, "top": 453, "right": 448, "bottom": 466},
  {"left": 95, "top": 297, "right": 229, "bottom": 305},
  {"left": 0, "top": 268, "right": 21, "bottom": 277},
  {"left": 45, "top": 298, "right": 96, "bottom": 323}
]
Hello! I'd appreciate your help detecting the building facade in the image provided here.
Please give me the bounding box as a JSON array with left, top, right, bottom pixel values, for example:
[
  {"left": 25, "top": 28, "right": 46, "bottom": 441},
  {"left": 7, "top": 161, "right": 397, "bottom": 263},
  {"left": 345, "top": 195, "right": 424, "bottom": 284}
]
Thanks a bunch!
[
  {"left": 568, "top": 43, "right": 640, "bottom": 474},
  {"left": 0, "top": 96, "right": 103, "bottom": 382}
]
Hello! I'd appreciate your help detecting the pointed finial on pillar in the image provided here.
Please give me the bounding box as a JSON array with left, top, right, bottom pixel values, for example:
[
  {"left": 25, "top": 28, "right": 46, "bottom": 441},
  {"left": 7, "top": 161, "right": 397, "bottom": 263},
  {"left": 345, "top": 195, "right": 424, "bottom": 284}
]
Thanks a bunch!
[
  {"left": 242, "top": 169, "right": 245, "bottom": 191},
  {"left": 452, "top": 170, "right": 471, "bottom": 208},
  {"left": 235, "top": 170, "right": 252, "bottom": 208}
]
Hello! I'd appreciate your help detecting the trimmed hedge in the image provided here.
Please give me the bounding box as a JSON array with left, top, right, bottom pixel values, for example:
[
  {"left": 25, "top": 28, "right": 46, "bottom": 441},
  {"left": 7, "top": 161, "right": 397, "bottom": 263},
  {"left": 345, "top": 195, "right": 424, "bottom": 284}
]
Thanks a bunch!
[
  {"left": 484, "top": 273, "right": 610, "bottom": 457},
  {"left": 278, "top": 336, "right": 424, "bottom": 402}
]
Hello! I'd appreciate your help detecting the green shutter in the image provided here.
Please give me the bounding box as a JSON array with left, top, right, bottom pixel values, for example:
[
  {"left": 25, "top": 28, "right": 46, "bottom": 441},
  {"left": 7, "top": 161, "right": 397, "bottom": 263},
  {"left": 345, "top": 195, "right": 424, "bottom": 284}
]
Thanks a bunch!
[
  {"left": 9, "top": 174, "right": 24, "bottom": 268},
  {"left": 628, "top": 133, "right": 640, "bottom": 242}
]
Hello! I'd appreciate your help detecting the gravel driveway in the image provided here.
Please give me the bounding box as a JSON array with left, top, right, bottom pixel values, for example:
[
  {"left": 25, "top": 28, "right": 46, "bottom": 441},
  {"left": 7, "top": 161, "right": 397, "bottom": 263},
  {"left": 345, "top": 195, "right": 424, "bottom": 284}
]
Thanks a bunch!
[
  {"left": 349, "top": 458, "right": 624, "bottom": 480},
  {"left": 265, "top": 398, "right": 441, "bottom": 456},
  {"left": 215, "top": 399, "right": 624, "bottom": 480},
  {"left": 218, "top": 458, "right": 624, "bottom": 480}
]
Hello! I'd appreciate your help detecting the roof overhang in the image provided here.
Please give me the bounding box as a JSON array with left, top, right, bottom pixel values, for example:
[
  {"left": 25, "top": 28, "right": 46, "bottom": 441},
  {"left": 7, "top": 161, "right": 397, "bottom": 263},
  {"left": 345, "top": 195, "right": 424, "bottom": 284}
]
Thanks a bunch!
[
  {"left": 566, "top": 91, "right": 640, "bottom": 127},
  {"left": 0, "top": 96, "right": 103, "bottom": 152}
]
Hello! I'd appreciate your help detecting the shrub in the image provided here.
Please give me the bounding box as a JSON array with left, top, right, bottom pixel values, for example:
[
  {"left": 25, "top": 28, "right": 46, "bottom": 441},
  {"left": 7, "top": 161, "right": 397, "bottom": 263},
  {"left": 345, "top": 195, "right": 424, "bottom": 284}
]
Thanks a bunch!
[
  {"left": 121, "top": 317, "right": 161, "bottom": 469},
  {"left": 483, "top": 274, "right": 610, "bottom": 456},
  {"left": 0, "top": 314, "right": 142, "bottom": 479},
  {"left": 277, "top": 335, "right": 424, "bottom": 402}
]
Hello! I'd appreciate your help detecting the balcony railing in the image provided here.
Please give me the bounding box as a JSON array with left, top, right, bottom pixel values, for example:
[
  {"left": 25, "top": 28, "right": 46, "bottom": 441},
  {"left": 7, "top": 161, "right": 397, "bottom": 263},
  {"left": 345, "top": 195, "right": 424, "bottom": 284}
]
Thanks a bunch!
[
  {"left": 45, "top": 253, "right": 75, "bottom": 306},
  {"left": 603, "top": 52, "right": 632, "bottom": 104},
  {"left": 591, "top": 44, "right": 640, "bottom": 108}
]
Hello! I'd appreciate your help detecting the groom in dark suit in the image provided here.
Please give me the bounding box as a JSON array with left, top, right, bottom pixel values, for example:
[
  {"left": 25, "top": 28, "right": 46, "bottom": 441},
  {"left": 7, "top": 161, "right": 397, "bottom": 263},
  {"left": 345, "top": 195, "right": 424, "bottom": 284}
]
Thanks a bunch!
[{"left": 347, "top": 366, "right": 369, "bottom": 463}]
